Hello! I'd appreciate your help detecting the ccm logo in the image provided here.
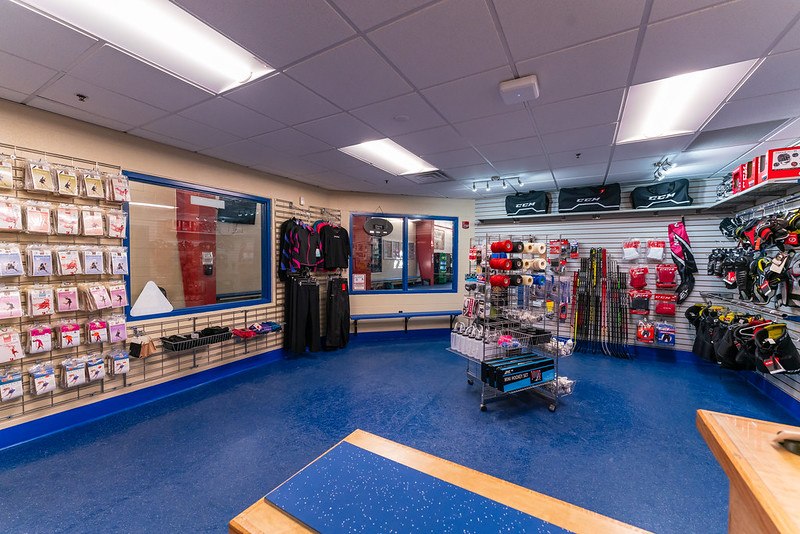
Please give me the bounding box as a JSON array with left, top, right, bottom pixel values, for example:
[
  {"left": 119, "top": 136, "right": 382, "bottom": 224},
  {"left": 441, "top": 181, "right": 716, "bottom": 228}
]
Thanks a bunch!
[
  {"left": 648, "top": 193, "right": 676, "bottom": 201},
  {"left": 515, "top": 202, "right": 537, "bottom": 207},
  {"left": 576, "top": 197, "right": 600, "bottom": 202}
]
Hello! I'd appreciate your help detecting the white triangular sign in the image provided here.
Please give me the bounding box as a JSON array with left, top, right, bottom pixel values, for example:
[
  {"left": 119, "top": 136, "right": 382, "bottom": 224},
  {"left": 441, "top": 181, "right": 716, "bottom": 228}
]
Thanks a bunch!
[{"left": 130, "top": 281, "right": 174, "bottom": 317}]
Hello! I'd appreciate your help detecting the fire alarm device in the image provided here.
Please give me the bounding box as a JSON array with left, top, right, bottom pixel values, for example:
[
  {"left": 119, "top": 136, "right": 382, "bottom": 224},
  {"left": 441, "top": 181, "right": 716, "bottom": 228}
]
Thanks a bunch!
[
  {"left": 462, "top": 221, "right": 470, "bottom": 229},
  {"left": 202, "top": 251, "right": 214, "bottom": 276}
]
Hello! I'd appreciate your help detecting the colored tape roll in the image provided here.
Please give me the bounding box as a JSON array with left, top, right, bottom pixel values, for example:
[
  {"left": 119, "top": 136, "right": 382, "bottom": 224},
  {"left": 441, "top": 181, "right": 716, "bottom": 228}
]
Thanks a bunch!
[
  {"left": 509, "top": 258, "right": 524, "bottom": 270},
  {"left": 532, "top": 275, "right": 546, "bottom": 286},
  {"left": 511, "top": 241, "right": 525, "bottom": 253},
  {"left": 490, "top": 275, "right": 510, "bottom": 287},
  {"left": 489, "top": 258, "right": 512, "bottom": 270},
  {"left": 521, "top": 275, "right": 534, "bottom": 286},
  {"left": 508, "top": 274, "right": 523, "bottom": 286},
  {"left": 522, "top": 259, "right": 534, "bottom": 270},
  {"left": 532, "top": 258, "right": 548, "bottom": 271},
  {"left": 490, "top": 240, "right": 513, "bottom": 253},
  {"left": 531, "top": 242, "right": 546, "bottom": 255},
  {"left": 523, "top": 242, "right": 535, "bottom": 254}
]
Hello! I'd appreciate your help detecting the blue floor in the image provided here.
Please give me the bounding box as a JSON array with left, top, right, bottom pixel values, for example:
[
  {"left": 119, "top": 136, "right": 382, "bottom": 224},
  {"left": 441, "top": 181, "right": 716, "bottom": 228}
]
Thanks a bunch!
[{"left": 0, "top": 331, "right": 796, "bottom": 533}]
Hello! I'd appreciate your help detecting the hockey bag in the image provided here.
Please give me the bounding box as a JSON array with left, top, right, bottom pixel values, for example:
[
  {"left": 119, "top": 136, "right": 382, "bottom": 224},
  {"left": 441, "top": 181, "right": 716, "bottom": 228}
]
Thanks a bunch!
[
  {"left": 558, "top": 183, "right": 620, "bottom": 213},
  {"left": 505, "top": 191, "right": 549, "bottom": 216},
  {"left": 630, "top": 179, "right": 693, "bottom": 209}
]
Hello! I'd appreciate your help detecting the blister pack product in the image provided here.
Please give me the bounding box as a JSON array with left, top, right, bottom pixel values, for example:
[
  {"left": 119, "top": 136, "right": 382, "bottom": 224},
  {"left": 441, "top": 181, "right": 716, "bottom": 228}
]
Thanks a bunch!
[
  {"left": 54, "top": 166, "right": 79, "bottom": 196},
  {"left": 28, "top": 323, "right": 52, "bottom": 354},
  {"left": 107, "top": 314, "right": 127, "bottom": 343},
  {"left": 107, "top": 350, "right": 130, "bottom": 375},
  {"left": 107, "top": 174, "right": 130, "bottom": 202},
  {"left": 57, "top": 322, "right": 81, "bottom": 348},
  {"left": 81, "top": 170, "right": 105, "bottom": 199},
  {"left": 29, "top": 362, "right": 56, "bottom": 395},
  {"left": 54, "top": 204, "right": 80, "bottom": 235},
  {"left": 0, "top": 156, "right": 14, "bottom": 189},
  {"left": 654, "top": 294, "right": 677, "bottom": 316},
  {"left": 637, "top": 320, "right": 655, "bottom": 343},
  {"left": 647, "top": 240, "right": 666, "bottom": 262},
  {"left": 61, "top": 358, "right": 86, "bottom": 388},
  {"left": 80, "top": 283, "right": 112, "bottom": 311},
  {"left": 655, "top": 322, "right": 676, "bottom": 346},
  {"left": 0, "top": 197, "right": 23, "bottom": 231},
  {"left": 81, "top": 247, "right": 105, "bottom": 275},
  {"left": 55, "top": 247, "right": 82, "bottom": 276},
  {"left": 56, "top": 285, "right": 79, "bottom": 312},
  {"left": 629, "top": 266, "right": 648, "bottom": 289},
  {"left": 23, "top": 201, "right": 51, "bottom": 234},
  {"left": 656, "top": 264, "right": 678, "bottom": 289},
  {"left": 85, "top": 353, "right": 105, "bottom": 382},
  {"left": 25, "top": 160, "right": 55, "bottom": 193},
  {"left": 81, "top": 207, "right": 104, "bottom": 236},
  {"left": 27, "top": 285, "right": 54, "bottom": 316},
  {"left": 0, "top": 369, "right": 23, "bottom": 402},
  {"left": 26, "top": 245, "right": 53, "bottom": 277},
  {"left": 569, "top": 240, "right": 579, "bottom": 259},
  {"left": 107, "top": 247, "right": 128, "bottom": 275},
  {"left": 0, "top": 243, "right": 23, "bottom": 276},
  {"left": 87, "top": 319, "right": 109, "bottom": 344},
  {"left": 106, "top": 210, "right": 127, "bottom": 238},
  {"left": 0, "top": 329, "right": 23, "bottom": 363},
  {"left": 622, "top": 239, "right": 641, "bottom": 261},
  {"left": 0, "top": 287, "right": 22, "bottom": 319},
  {"left": 107, "top": 283, "right": 127, "bottom": 308},
  {"left": 629, "top": 289, "right": 652, "bottom": 315}
]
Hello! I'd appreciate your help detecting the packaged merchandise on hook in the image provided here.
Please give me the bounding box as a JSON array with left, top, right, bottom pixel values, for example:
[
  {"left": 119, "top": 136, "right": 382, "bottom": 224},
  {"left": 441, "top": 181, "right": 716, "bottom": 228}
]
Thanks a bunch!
[
  {"left": 107, "top": 247, "right": 128, "bottom": 275},
  {"left": 61, "top": 357, "right": 87, "bottom": 388},
  {"left": 646, "top": 240, "right": 665, "bottom": 262},
  {"left": 106, "top": 210, "right": 127, "bottom": 238},
  {"left": 0, "top": 368, "right": 23, "bottom": 402},
  {"left": 107, "top": 350, "right": 130, "bottom": 375},
  {"left": 107, "top": 314, "right": 127, "bottom": 343},
  {"left": 56, "top": 321, "right": 81, "bottom": 349},
  {"left": 56, "top": 285, "right": 79, "bottom": 312},
  {"left": 28, "top": 362, "right": 56, "bottom": 395},
  {"left": 54, "top": 204, "right": 80, "bottom": 235},
  {"left": 54, "top": 165, "right": 78, "bottom": 196},
  {"left": 86, "top": 318, "right": 108, "bottom": 344},
  {"left": 27, "top": 285, "right": 54, "bottom": 315},
  {"left": 0, "top": 243, "right": 23, "bottom": 276},
  {"left": 81, "top": 246, "right": 105, "bottom": 275},
  {"left": 0, "top": 328, "right": 23, "bottom": 363},
  {"left": 79, "top": 283, "right": 112, "bottom": 311},
  {"left": 85, "top": 352, "right": 106, "bottom": 382},
  {"left": 55, "top": 246, "right": 82, "bottom": 275},
  {"left": 0, "top": 286, "right": 22, "bottom": 319},
  {"left": 25, "top": 160, "right": 55, "bottom": 193},
  {"left": 106, "top": 174, "right": 130, "bottom": 202},
  {"left": 622, "top": 239, "right": 641, "bottom": 261},
  {"left": 0, "top": 198, "right": 22, "bottom": 231},
  {"left": 0, "top": 155, "right": 14, "bottom": 189},
  {"left": 81, "top": 206, "right": 105, "bottom": 236},
  {"left": 28, "top": 323, "right": 52, "bottom": 354},
  {"left": 26, "top": 244, "right": 53, "bottom": 277},
  {"left": 23, "top": 200, "right": 51, "bottom": 234},
  {"left": 80, "top": 170, "right": 105, "bottom": 199}
]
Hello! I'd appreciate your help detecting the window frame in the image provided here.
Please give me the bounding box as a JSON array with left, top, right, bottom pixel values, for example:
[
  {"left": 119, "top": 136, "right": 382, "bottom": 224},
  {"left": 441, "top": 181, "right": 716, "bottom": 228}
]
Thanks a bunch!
[
  {"left": 123, "top": 170, "right": 271, "bottom": 321},
  {"left": 349, "top": 212, "right": 458, "bottom": 295}
]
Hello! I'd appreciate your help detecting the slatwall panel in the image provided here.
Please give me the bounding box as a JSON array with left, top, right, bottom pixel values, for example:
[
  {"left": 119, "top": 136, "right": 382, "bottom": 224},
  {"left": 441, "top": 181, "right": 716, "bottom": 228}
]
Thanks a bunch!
[{"left": 476, "top": 177, "right": 800, "bottom": 404}]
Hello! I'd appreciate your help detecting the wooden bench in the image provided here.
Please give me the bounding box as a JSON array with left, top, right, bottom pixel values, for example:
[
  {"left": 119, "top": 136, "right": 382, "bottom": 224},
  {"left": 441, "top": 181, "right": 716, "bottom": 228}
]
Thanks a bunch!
[{"left": 351, "top": 310, "right": 462, "bottom": 335}]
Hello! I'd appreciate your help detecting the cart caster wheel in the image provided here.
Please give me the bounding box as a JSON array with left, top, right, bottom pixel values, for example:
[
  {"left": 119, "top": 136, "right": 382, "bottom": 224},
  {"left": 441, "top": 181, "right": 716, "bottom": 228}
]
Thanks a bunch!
[
  {"left": 480, "top": 404, "right": 487, "bottom": 412},
  {"left": 467, "top": 379, "right": 474, "bottom": 385},
  {"left": 548, "top": 404, "right": 556, "bottom": 412}
]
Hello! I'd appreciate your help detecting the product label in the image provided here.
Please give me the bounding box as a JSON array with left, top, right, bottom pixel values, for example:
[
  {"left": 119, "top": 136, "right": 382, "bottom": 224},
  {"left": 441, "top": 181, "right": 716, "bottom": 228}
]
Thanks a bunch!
[
  {"left": 107, "top": 212, "right": 127, "bottom": 238},
  {"left": 28, "top": 289, "right": 54, "bottom": 315},
  {"left": 108, "top": 323, "right": 126, "bottom": 342},
  {"left": 0, "top": 250, "right": 23, "bottom": 276},
  {"left": 108, "top": 285, "right": 127, "bottom": 307},
  {"left": 0, "top": 163, "right": 13, "bottom": 189},
  {"left": 82, "top": 210, "right": 104, "bottom": 236},
  {"left": 86, "top": 359, "right": 105, "bottom": 381},
  {"left": 88, "top": 321, "right": 108, "bottom": 344},
  {"left": 26, "top": 206, "right": 51, "bottom": 233},
  {"left": 30, "top": 251, "right": 53, "bottom": 276},
  {"left": 56, "top": 287, "right": 78, "bottom": 312},
  {"left": 83, "top": 251, "right": 104, "bottom": 275},
  {"left": 90, "top": 286, "right": 111, "bottom": 309},
  {"left": 0, "top": 375, "right": 22, "bottom": 401},
  {"left": 31, "top": 166, "right": 53, "bottom": 191},
  {"left": 84, "top": 176, "right": 104, "bottom": 198},
  {"left": 0, "top": 332, "right": 22, "bottom": 363},
  {"left": 0, "top": 202, "right": 22, "bottom": 230},
  {"left": 111, "top": 177, "right": 130, "bottom": 202},
  {"left": 0, "top": 291, "right": 22, "bottom": 319},
  {"left": 29, "top": 328, "right": 52, "bottom": 353},
  {"left": 56, "top": 207, "right": 79, "bottom": 234},
  {"left": 60, "top": 324, "right": 80, "bottom": 347},
  {"left": 111, "top": 252, "right": 128, "bottom": 275},
  {"left": 57, "top": 170, "right": 78, "bottom": 195},
  {"left": 58, "top": 250, "right": 81, "bottom": 275}
]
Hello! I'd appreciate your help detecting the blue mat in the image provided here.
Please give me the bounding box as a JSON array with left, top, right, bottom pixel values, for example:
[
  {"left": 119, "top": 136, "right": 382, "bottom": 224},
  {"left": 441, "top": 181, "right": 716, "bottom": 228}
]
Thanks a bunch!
[{"left": 266, "top": 441, "right": 572, "bottom": 533}]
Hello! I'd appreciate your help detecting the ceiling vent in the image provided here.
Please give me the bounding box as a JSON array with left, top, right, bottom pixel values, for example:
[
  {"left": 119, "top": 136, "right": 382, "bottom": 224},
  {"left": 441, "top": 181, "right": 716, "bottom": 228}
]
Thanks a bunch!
[{"left": 403, "top": 170, "right": 453, "bottom": 184}]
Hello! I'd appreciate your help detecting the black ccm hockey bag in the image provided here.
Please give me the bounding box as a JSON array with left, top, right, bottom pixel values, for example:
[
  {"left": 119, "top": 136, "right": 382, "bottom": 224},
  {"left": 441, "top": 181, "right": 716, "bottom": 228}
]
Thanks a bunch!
[
  {"left": 558, "top": 183, "right": 621, "bottom": 213},
  {"left": 505, "top": 191, "right": 550, "bottom": 216},
  {"left": 630, "top": 179, "right": 693, "bottom": 209}
]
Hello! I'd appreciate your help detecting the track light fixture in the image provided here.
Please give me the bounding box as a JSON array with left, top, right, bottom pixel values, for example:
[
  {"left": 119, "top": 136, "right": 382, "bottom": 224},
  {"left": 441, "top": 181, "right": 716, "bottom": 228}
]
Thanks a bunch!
[
  {"left": 653, "top": 157, "right": 674, "bottom": 181},
  {"left": 517, "top": 177, "right": 523, "bottom": 186},
  {"left": 472, "top": 182, "right": 477, "bottom": 192},
  {"left": 502, "top": 179, "right": 508, "bottom": 189},
  {"left": 485, "top": 181, "right": 490, "bottom": 191}
]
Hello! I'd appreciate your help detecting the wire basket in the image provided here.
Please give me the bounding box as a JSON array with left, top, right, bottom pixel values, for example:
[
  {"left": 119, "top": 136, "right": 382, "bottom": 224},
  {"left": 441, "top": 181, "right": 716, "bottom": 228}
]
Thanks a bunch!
[{"left": 160, "top": 331, "right": 233, "bottom": 352}]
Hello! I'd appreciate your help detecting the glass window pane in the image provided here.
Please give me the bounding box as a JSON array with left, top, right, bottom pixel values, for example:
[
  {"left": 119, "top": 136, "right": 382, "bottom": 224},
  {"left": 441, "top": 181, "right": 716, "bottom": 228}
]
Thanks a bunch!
[
  {"left": 351, "top": 215, "right": 404, "bottom": 291},
  {"left": 129, "top": 180, "right": 264, "bottom": 314},
  {"left": 409, "top": 218, "right": 453, "bottom": 291}
]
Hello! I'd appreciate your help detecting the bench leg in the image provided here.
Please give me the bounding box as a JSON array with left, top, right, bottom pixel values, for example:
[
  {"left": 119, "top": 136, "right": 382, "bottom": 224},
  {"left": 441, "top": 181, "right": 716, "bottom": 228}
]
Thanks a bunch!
[
  {"left": 450, "top": 315, "right": 456, "bottom": 329},
  {"left": 404, "top": 317, "right": 409, "bottom": 333},
  {"left": 353, "top": 320, "right": 358, "bottom": 336}
]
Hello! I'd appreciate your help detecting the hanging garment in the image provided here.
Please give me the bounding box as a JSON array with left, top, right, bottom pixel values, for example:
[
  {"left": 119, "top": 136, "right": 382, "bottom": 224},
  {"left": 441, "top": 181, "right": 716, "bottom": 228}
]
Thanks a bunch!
[
  {"left": 668, "top": 220, "right": 698, "bottom": 304},
  {"left": 320, "top": 225, "right": 351, "bottom": 269},
  {"left": 326, "top": 278, "right": 350, "bottom": 349},
  {"left": 284, "top": 275, "right": 321, "bottom": 353}
]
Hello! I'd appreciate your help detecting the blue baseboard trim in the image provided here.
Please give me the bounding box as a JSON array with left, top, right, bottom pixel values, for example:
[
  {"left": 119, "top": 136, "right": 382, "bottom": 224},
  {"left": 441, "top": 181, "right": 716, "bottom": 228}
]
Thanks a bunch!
[
  {"left": 0, "top": 348, "right": 283, "bottom": 452},
  {"left": 743, "top": 371, "right": 800, "bottom": 422}
]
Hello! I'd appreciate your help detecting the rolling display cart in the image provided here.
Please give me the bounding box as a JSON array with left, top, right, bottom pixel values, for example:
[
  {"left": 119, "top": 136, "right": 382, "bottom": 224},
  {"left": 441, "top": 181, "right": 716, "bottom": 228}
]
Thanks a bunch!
[{"left": 449, "top": 234, "right": 571, "bottom": 411}]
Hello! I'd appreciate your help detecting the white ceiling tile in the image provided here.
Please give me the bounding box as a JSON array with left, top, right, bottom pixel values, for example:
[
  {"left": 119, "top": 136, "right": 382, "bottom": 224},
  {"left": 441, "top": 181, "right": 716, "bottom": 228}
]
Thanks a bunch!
[
  {"left": 706, "top": 90, "right": 800, "bottom": 131},
  {"left": 29, "top": 97, "right": 134, "bottom": 132},
  {"left": 556, "top": 175, "right": 607, "bottom": 187},
  {"left": 454, "top": 110, "right": 534, "bottom": 146},
  {"left": 421, "top": 66, "right": 522, "bottom": 123},
  {"left": 476, "top": 137, "right": 544, "bottom": 163},
  {"left": 542, "top": 123, "right": 617, "bottom": 153},
  {"left": 199, "top": 140, "right": 274, "bottom": 167},
  {"left": 0, "top": 87, "right": 27, "bottom": 102},
  {"left": 766, "top": 118, "right": 800, "bottom": 143},
  {"left": 495, "top": 0, "right": 645, "bottom": 61},
  {"left": 393, "top": 125, "right": 471, "bottom": 155},
  {"left": 732, "top": 49, "right": 800, "bottom": 101},
  {"left": 253, "top": 155, "right": 326, "bottom": 178},
  {"left": 649, "top": 0, "right": 729, "bottom": 22},
  {"left": 533, "top": 89, "right": 624, "bottom": 134},
  {"left": 674, "top": 144, "right": 758, "bottom": 174},
  {"left": 180, "top": 98, "right": 283, "bottom": 138},
  {"left": 302, "top": 150, "right": 366, "bottom": 172},
  {"left": 774, "top": 16, "right": 800, "bottom": 54},
  {"left": 444, "top": 163, "right": 496, "bottom": 180},
  {"left": 425, "top": 148, "right": 486, "bottom": 169},
  {"left": 491, "top": 155, "right": 549, "bottom": 175},
  {"left": 250, "top": 128, "right": 332, "bottom": 156},
  {"left": 139, "top": 115, "right": 239, "bottom": 149},
  {"left": 368, "top": 0, "right": 507, "bottom": 88},
  {"left": 0, "top": 51, "right": 57, "bottom": 94},
  {"left": 68, "top": 46, "right": 211, "bottom": 112},
  {"left": 127, "top": 128, "right": 205, "bottom": 152},
  {"left": 608, "top": 156, "right": 657, "bottom": 176},
  {"left": 552, "top": 162, "right": 606, "bottom": 181},
  {"left": 173, "top": 0, "right": 355, "bottom": 68},
  {"left": 295, "top": 113, "right": 381, "bottom": 147},
  {"left": 38, "top": 76, "right": 167, "bottom": 127},
  {"left": 0, "top": 2, "right": 96, "bottom": 70},
  {"left": 516, "top": 32, "right": 637, "bottom": 105},
  {"left": 344, "top": 164, "right": 393, "bottom": 183},
  {"left": 350, "top": 93, "right": 445, "bottom": 136},
  {"left": 612, "top": 134, "right": 694, "bottom": 161},
  {"left": 227, "top": 74, "right": 339, "bottom": 125},
  {"left": 549, "top": 145, "right": 612, "bottom": 167},
  {"left": 287, "top": 38, "right": 411, "bottom": 110},
  {"left": 420, "top": 182, "right": 477, "bottom": 199},
  {"left": 633, "top": 0, "right": 800, "bottom": 84},
  {"left": 331, "top": 0, "right": 433, "bottom": 30}
]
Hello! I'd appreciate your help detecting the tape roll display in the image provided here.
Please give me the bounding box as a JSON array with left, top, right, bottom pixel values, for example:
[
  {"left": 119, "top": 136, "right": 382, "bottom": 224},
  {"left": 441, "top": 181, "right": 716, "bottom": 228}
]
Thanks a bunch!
[
  {"left": 490, "top": 240, "right": 513, "bottom": 253},
  {"left": 511, "top": 241, "right": 525, "bottom": 253},
  {"left": 531, "top": 258, "right": 548, "bottom": 271},
  {"left": 490, "top": 275, "right": 510, "bottom": 287},
  {"left": 523, "top": 242, "right": 535, "bottom": 254},
  {"left": 509, "top": 258, "right": 524, "bottom": 270},
  {"left": 521, "top": 275, "right": 534, "bottom": 286},
  {"left": 489, "top": 258, "right": 512, "bottom": 270},
  {"left": 531, "top": 242, "right": 546, "bottom": 255},
  {"left": 508, "top": 274, "right": 523, "bottom": 286}
]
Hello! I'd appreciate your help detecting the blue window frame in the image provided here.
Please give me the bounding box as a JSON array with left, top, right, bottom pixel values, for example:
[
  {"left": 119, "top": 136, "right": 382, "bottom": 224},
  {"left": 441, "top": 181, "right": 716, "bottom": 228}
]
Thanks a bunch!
[
  {"left": 349, "top": 213, "right": 458, "bottom": 294},
  {"left": 123, "top": 170, "right": 270, "bottom": 321}
]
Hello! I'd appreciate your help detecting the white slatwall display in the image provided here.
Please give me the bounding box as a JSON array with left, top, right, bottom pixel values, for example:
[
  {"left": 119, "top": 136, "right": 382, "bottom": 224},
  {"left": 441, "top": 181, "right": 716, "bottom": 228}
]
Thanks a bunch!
[{"left": 476, "top": 177, "right": 800, "bottom": 405}]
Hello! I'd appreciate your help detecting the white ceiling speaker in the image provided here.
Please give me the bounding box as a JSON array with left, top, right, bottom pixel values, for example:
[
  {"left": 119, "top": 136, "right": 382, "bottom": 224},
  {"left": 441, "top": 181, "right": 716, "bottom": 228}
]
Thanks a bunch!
[{"left": 500, "top": 75, "right": 540, "bottom": 105}]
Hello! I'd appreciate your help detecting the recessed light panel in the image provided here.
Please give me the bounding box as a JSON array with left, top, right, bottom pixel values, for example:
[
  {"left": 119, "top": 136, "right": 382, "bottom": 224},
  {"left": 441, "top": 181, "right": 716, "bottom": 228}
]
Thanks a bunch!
[{"left": 339, "top": 139, "right": 438, "bottom": 176}]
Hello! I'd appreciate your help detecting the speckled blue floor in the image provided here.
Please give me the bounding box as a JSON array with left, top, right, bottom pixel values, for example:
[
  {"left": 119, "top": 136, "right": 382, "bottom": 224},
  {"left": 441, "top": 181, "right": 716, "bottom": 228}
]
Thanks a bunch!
[{"left": 0, "top": 331, "right": 796, "bottom": 533}]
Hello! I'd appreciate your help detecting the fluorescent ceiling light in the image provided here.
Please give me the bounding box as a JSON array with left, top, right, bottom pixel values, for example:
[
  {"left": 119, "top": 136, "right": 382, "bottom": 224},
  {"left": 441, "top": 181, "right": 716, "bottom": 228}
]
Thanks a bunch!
[
  {"left": 15, "top": 0, "right": 273, "bottom": 93},
  {"left": 617, "top": 60, "right": 757, "bottom": 144},
  {"left": 338, "top": 139, "right": 438, "bottom": 176},
  {"left": 129, "top": 201, "right": 176, "bottom": 209}
]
